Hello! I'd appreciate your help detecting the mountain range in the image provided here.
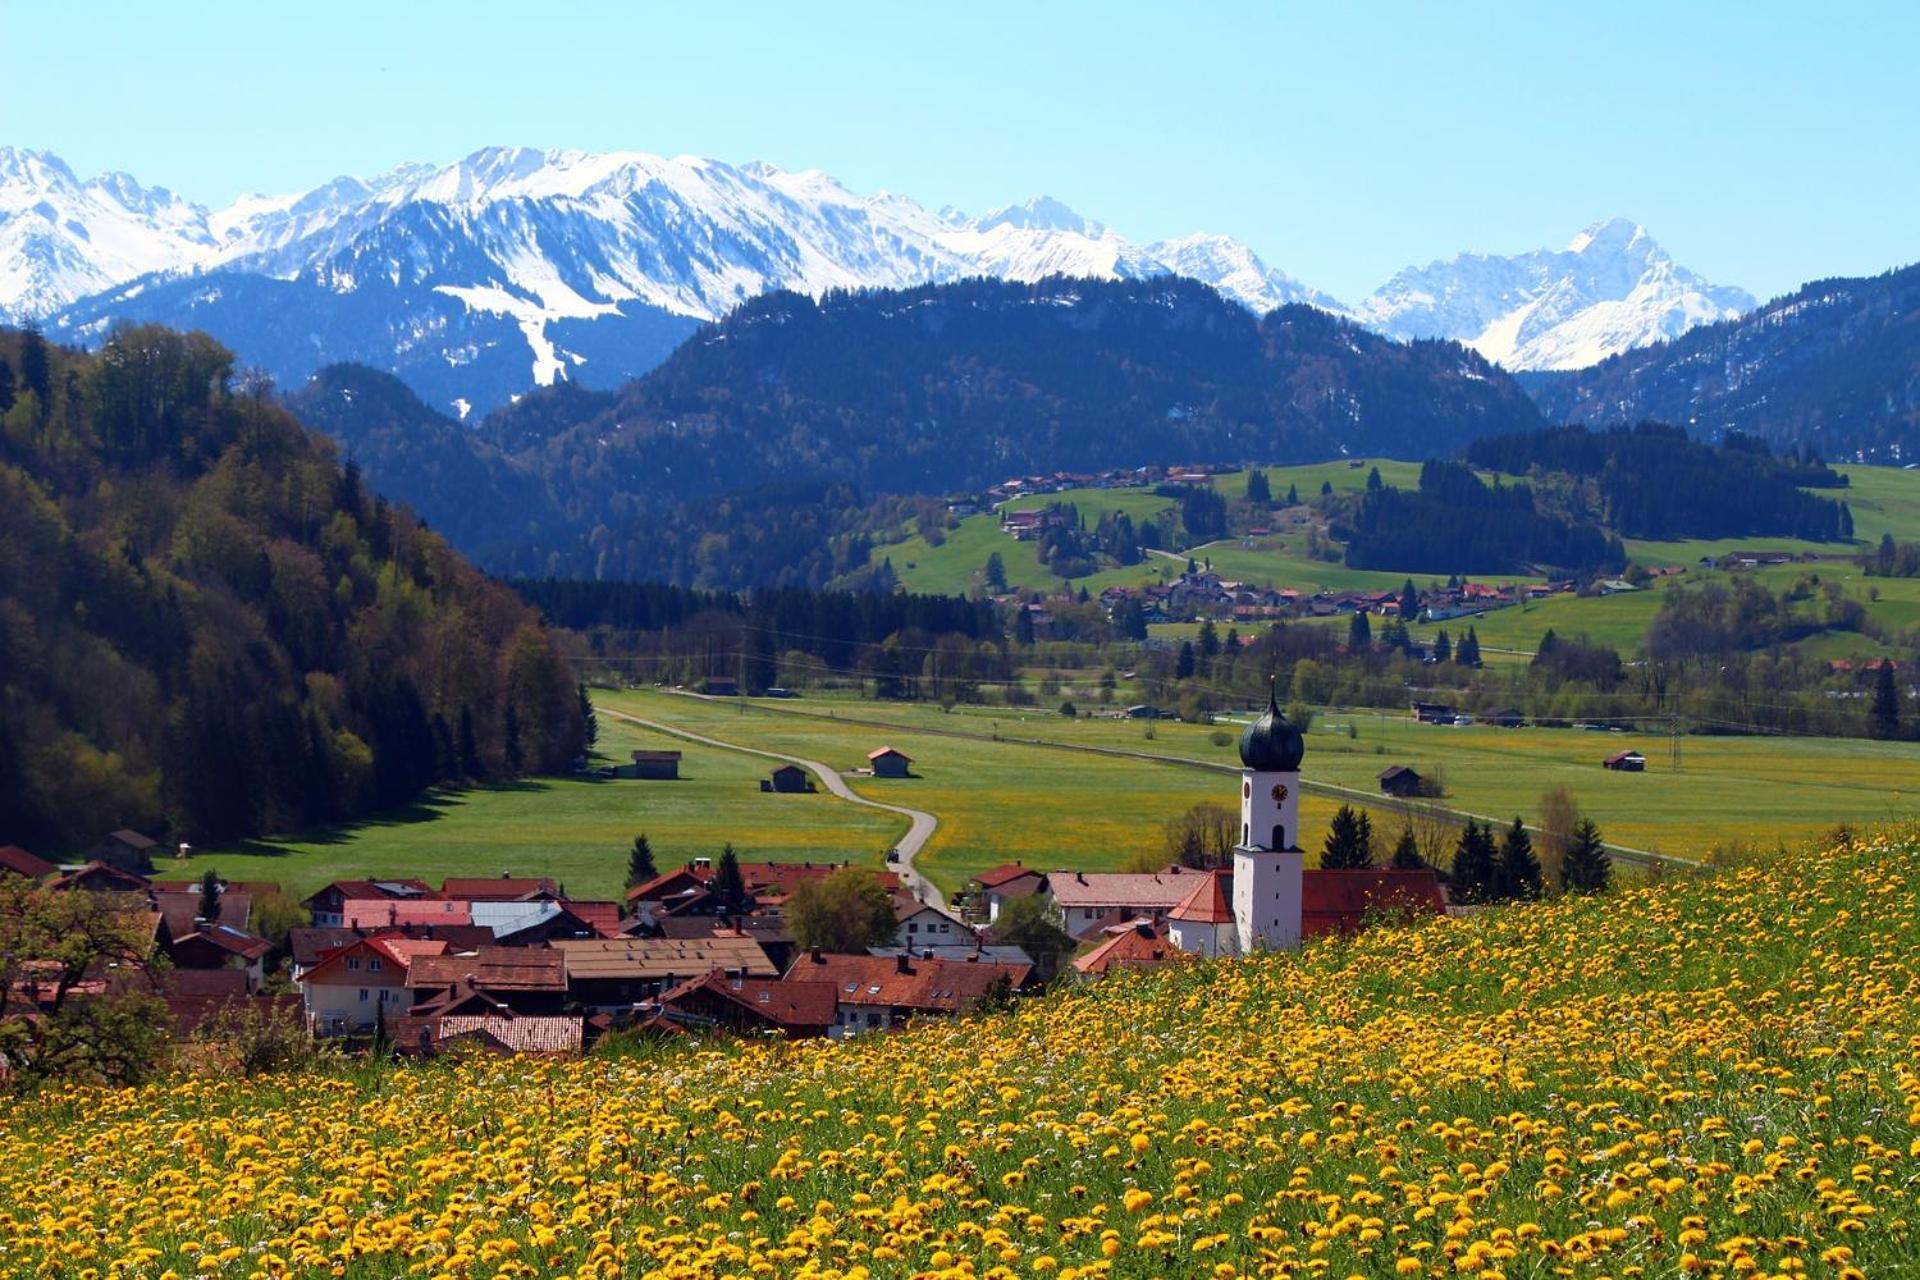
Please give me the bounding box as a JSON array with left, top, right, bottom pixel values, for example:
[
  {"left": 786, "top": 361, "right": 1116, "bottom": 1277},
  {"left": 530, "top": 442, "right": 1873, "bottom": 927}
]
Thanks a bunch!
[{"left": 4, "top": 144, "right": 1751, "bottom": 415}]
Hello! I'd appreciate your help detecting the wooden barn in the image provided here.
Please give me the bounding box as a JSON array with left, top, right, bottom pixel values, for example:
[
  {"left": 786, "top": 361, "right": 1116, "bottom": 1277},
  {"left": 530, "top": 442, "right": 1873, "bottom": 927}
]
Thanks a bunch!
[
  {"left": 764, "top": 763, "right": 811, "bottom": 793},
  {"left": 867, "top": 747, "right": 913, "bottom": 778},
  {"left": 1377, "top": 765, "right": 1424, "bottom": 797},
  {"left": 1603, "top": 751, "right": 1646, "bottom": 772},
  {"left": 619, "top": 750, "right": 682, "bottom": 780}
]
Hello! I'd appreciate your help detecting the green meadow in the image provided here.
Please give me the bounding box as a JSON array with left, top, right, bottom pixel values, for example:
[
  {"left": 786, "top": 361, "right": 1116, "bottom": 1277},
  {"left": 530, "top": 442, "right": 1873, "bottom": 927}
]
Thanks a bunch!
[{"left": 175, "top": 713, "right": 904, "bottom": 902}]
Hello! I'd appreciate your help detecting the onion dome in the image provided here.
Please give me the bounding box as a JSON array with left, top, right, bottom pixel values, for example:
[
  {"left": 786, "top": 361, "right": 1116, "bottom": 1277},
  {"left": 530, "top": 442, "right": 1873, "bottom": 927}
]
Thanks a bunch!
[{"left": 1239, "top": 684, "right": 1305, "bottom": 771}]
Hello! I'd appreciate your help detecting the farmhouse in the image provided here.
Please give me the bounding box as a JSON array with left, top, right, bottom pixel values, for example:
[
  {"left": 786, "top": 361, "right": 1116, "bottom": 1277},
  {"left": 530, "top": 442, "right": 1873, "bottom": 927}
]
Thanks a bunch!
[
  {"left": 785, "top": 950, "right": 1035, "bottom": 1038},
  {"left": 91, "top": 829, "right": 158, "bottom": 874},
  {"left": 969, "top": 862, "right": 1046, "bottom": 923},
  {"left": 1377, "top": 765, "right": 1425, "bottom": 797},
  {"left": 1604, "top": 750, "right": 1647, "bottom": 772},
  {"left": 1047, "top": 869, "right": 1200, "bottom": 938},
  {"left": 403, "top": 948, "right": 568, "bottom": 1015},
  {"left": 299, "top": 936, "right": 449, "bottom": 1037},
  {"left": 866, "top": 746, "right": 913, "bottom": 778},
  {"left": 618, "top": 749, "right": 682, "bottom": 780},
  {"left": 1072, "top": 919, "right": 1179, "bottom": 977},
  {"left": 892, "top": 895, "right": 971, "bottom": 947},
  {"left": 657, "top": 969, "right": 837, "bottom": 1039},
  {"left": 303, "top": 878, "right": 438, "bottom": 928},
  {"left": 765, "top": 763, "right": 811, "bottom": 793},
  {"left": 551, "top": 936, "right": 777, "bottom": 1010}
]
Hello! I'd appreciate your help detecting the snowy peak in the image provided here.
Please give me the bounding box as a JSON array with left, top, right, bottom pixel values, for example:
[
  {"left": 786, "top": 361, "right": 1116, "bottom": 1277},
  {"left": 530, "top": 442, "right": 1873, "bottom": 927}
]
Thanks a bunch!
[
  {"left": 1355, "top": 218, "right": 1754, "bottom": 371},
  {"left": 969, "top": 195, "right": 1103, "bottom": 237},
  {"left": 1146, "top": 233, "right": 1347, "bottom": 314},
  {"left": 0, "top": 146, "right": 216, "bottom": 321}
]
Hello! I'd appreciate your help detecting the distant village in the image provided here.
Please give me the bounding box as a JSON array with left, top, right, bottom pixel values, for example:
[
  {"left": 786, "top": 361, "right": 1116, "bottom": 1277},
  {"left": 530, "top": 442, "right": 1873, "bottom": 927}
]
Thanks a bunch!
[{"left": 0, "top": 704, "right": 1452, "bottom": 1059}]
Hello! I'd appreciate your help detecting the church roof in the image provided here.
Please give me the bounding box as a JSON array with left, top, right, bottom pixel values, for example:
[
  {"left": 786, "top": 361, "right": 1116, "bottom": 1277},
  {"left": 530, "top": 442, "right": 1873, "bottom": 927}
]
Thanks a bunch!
[
  {"left": 1239, "top": 686, "right": 1305, "bottom": 771},
  {"left": 1168, "top": 870, "right": 1234, "bottom": 924}
]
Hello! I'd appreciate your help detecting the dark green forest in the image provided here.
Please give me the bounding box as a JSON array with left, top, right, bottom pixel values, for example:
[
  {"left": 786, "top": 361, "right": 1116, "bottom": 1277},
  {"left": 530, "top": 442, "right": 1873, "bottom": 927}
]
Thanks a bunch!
[
  {"left": 0, "top": 325, "right": 586, "bottom": 853},
  {"left": 1339, "top": 459, "right": 1626, "bottom": 574},
  {"left": 1465, "top": 423, "right": 1854, "bottom": 541}
]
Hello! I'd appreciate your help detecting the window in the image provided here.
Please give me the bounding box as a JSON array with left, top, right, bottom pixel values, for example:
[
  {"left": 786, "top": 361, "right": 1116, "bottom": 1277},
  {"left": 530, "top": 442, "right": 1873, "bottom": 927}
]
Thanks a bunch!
[
  {"left": 908, "top": 923, "right": 919, "bottom": 934},
  {"left": 358, "top": 989, "right": 369, "bottom": 1002},
  {"left": 369, "top": 959, "right": 383, "bottom": 972},
  {"left": 347, "top": 957, "right": 361, "bottom": 970}
]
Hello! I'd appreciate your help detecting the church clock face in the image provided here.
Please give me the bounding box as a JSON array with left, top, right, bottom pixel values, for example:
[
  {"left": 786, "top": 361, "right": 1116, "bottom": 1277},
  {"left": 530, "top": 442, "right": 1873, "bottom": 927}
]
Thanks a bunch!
[{"left": 1271, "top": 783, "right": 1289, "bottom": 803}]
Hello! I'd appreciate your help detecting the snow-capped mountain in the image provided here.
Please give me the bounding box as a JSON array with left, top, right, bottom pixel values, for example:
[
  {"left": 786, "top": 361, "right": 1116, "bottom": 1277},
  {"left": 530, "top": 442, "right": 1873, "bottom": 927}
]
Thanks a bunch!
[
  {"left": 5, "top": 145, "right": 1757, "bottom": 415},
  {"left": 0, "top": 147, "right": 217, "bottom": 322},
  {"left": 1354, "top": 217, "right": 1755, "bottom": 370}
]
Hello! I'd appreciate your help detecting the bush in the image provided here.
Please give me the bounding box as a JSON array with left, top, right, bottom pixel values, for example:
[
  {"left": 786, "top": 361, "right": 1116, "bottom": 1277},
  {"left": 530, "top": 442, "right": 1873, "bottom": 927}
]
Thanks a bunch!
[{"left": 1058, "top": 701, "right": 1077, "bottom": 717}]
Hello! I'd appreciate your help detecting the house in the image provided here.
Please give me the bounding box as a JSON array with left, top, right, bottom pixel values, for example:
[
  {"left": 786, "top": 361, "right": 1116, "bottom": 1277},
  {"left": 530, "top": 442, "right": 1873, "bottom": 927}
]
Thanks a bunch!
[
  {"left": 1377, "top": 765, "right": 1425, "bottom": 798},
  {"left": 442, "top": 875, "right": 562, "bottom": 902},
  {"left": 152, "top": 888, "right": 253, "bottom": 938},
  {"left": 1603, "top": 750, "right": 1647, "bottom": 772},
  {"left": 969, "top": 862, "right": 1046, "bottom": 924},
  {"left": 867, "top": 747, "right": 913, "bottom": 778},
  {"left": 286, "top": 924, "right": 493, "bottom": 981},
  {"left": 164, "top": 923, "right": 273, "bottom": 989},
  {"left": 0, "top": 845, "right": 55, "bottom": 881},
  {"left": 618, "top": 750, "right": 682, "bottom": 780},
  {"left": 765, "top": 763, "right": 811, "bottom": 793},
  {"left": 1165, "top": 871, "right": 1236, "bottom": 957},
  {"left": 784, "top": 950, "right": 1035, "bottom": 1038},
  {"left": 1300, "top": 869, "right": 1447, "bottom": 938},
  {"left": 340, "top": 898, "right": 473, "bottom": 930},
  {"left": 641, "top": 916, "right": 800, "bottom": 974},
  {"left": 552, "top": 936, "right": 777, "bottom": 1011},
  {"left": 1410, "top": 701, "right": 1457, "bottom": 725},
  {"left": 298, "top": 935, "right": 450, "bottom": 1037},
  {"left": 1046, "top": 869, "right": 1199, "bottom": 939},
  {"left": 1073, "top": 919, "right": 1179, "bottom": 978},
  {"left": 302, "top": 879, "right": 439, "bottom": 928},
  {"left": 625, "top": 859, "right": 897, "bottom": 920},
  {"left": 90, "top": 829, "right": 158, "bottom": 875},
  {"left": 892, "top": 895, "right": 972, "bottom": 948},
  {"left": 473, "top": 900, "right": 620, "bottom": 945},
  {"left": 702, "top": 677, "right": 740, "bottom": 697},
  {"left": 404, "top": 948, "right": 568, "bottom": 1014},
  {"left": 43, "top": 860, "right": 151, "bottom": 893},
  {"left": 1482, "top": 708, "right": 1525, "bottom": 728},
  {"left": 392, "top": 1007, "right": 587, "bottom": 1057},
  {"left": 656, "top": 969, "right": 838, "bottom": 1039}
]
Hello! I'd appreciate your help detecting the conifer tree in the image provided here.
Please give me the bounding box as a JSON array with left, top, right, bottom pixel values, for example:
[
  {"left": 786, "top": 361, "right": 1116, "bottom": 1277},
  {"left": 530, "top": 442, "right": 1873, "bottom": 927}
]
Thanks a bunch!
[
  {"left": 196, "top": 870, "right": 223, "bottom": 924},
  {"left": 1871, "top": 662, "right": 1901, "bottom": 739},
  {"left": 1450, "top": 820, "right": 1497, "bottom": 903},
  {"left": 1560, "top": 817, "right": 1612, "bottom": 895},
  {"left": 1497, "top": 816, "right": 1542, "bottom": 900},
  {"left": 1390, "top": 824, "right": 1425, "bottom": 869},
  {"left": 1400, "top": 579, "right": 1420, "bottom": 622},
  {"left": 577, "top": 684, "right": 598, "bottom": 748},
  {"left": 1348, "top": 610, "right": 1372, "bottom": 651},
  {"left": 1245, "top": 469, "right": 1271, "bottom": 504},
  {"left": 627, "top": 834, "right": 657, "bottom": 889},
  {"left": 1367, "top": 466, "right": 1384, "bottom": 492},
  {"left": 1176, "top": 641, "right": 1196, "bottom": 680},
  {"left": 1457, "top": 627, "right": 1481, "bottom": 668},
  {"left": 984, "top": 551, "right": 1008, "bottom": 592},
  {"left": 1320, "top": 480, "right": 1333, "bottom": 497},
  {"left": 1321, "top": 805, "right": 1373, "bottom": 869},
  {"left": 1434, "top": 629, "right": 1451, "bottom": 663},
  {"left": 713, "top": 843, "right": 748, "bottom": 917},
  {"left": 1286, "top": 483, "right": 1300, "bottom": 505}
]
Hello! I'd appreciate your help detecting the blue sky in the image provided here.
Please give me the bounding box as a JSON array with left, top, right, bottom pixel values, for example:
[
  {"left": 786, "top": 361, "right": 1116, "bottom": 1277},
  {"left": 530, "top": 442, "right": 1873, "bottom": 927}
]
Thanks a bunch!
[{"left": 6, "top": 1, "right": 1915, "bottom": 302}]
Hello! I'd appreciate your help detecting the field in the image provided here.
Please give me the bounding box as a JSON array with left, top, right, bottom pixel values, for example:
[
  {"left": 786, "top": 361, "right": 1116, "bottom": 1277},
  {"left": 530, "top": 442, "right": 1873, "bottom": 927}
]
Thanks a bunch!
[
  {"left": 174, "top": 713, "right": 905, "bottom": 902},
  {"left": 6, "top": 829, "right": 1917, "bottom": 1278},
  {"left": 888, "top": 461, "right": 1920, "bottom": 660},
  {"left": 626, "top": 691, "right": 1920, "bottom": 868}
]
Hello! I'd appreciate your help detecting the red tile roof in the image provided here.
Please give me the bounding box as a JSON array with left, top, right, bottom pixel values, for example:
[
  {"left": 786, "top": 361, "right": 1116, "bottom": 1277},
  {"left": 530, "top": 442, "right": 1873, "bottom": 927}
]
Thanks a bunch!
[
  {"left": 1168, "top": 871, "right": 1233, "bottom": 924},
  {"left": 302, "top": 935, "right": 449, "bottom": 983},
  {"left": 867, "top": 746, "right": 912, "bottom": 762},
  {"left": 154, "top": 890, "right": 253, "bottom": 937},
  {"left": 1047, "top": 869, "right": 1197, "bottom": 911},
  {"left": 404, "top": 948, "right": 567, "bottom": 993},
  {"left": 659, "top": 969, "right": 839, "bottom": 1033},
  {"left": 557, "top": 901, "right": 625, "bottom": 937},
  {"left": 441, "top": 876, "right": 561, "bottom": 902},
  {"left": 340, "top": 899, "right": 473, "bottom": 929},
  {"left": 972, "top": 862, "right": 1042, "bottom": 890},
  {"left": 0, "top": 846, "right": 56, "bottom": 879},
  {"left": 1073, "top": 920, "right": 1180, "bottom": 976},
  {"left": 1300, "top": 868, "right": 1446, "bottom": 938},
  {"left": 785, "top": 951, "right": 1031, "bottom": 1014}
]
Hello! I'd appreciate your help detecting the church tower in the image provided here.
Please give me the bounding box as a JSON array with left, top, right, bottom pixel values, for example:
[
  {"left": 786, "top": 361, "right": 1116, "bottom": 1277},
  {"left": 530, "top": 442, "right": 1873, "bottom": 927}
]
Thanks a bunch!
[{"left": 1231, "top": 686, "right": 1305, "bottom": 952}]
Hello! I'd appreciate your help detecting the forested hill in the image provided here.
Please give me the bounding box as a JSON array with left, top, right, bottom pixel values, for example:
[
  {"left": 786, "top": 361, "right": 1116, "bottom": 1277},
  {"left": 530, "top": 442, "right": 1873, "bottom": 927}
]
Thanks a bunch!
[
  {"left": 293, "top": 276, "right": 1545, "bottom": 584},
  {"left": 552, "top": 276, "right": 1544, "bottom": 496},
  {"left": 0, "top": 325, "right": 586, "bottom": 853},
  {"left": 1520, "top": 263, "right": 1920, "bottom": 462}
]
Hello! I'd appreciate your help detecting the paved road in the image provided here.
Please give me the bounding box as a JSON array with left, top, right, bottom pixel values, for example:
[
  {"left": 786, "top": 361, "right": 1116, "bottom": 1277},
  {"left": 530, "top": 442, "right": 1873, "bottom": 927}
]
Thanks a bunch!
[{"left": 598, "top": 706, "right": 946, "bottom": 908}]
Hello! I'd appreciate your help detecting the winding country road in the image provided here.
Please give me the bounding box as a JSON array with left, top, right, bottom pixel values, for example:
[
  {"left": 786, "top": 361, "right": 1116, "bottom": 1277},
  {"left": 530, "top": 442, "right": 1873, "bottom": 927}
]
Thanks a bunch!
[{"left": 597, "top": 707, "right": 947, "bottom": 908}]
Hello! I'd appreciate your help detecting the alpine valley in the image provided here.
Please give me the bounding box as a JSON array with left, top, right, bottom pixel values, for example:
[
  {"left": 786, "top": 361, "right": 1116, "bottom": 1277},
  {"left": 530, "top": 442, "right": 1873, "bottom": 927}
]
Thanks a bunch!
[{"left": 7, "top": 144, "right": 1752, "bottom": 416}]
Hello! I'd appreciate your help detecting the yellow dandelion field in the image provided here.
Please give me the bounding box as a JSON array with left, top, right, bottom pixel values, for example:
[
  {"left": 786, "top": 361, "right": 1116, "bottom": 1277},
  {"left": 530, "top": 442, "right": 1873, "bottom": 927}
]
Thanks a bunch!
[{"left": 3, "top": 831, "right": 1918, "bottom": 1279}]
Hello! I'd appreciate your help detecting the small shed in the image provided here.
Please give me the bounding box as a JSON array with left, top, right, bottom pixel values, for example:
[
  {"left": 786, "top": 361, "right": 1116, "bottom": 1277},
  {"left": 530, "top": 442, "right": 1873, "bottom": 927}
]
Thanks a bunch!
[
  {"left": 620, "top": 750, "right": 682, "bottom": 780},
  {"left": 1483, "top": 708, "right": 1525, "bottom": 728},
  {"left": 867, "top": 747, "right": 913, "bottom": 778},
  {"left": 91, "top": 829, "right": 158, "bottom": 874},
  {"left": 1603, "top": 751, "right": 1646, "bottom": 772},
  {"left": 765, "top": 763, "right": 811, "bottom": 794},
  {"left": 703, "top": 678, "right": 740, "bottom": 697},
  {"left": 1377, "top": 765, "right": 1424, "bottom": 798}
]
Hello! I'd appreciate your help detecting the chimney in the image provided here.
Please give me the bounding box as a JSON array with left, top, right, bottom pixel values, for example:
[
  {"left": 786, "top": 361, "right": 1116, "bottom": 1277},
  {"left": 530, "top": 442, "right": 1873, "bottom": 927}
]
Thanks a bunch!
[
  {"left": 810, "top": 947, "right": 823, "bottom": 963},
  {"left": 1076, "top": 872, "right": 1086, "bottom": 884},
  {"left": 895, "top": 953, "right": 911, "bottom": 974}
]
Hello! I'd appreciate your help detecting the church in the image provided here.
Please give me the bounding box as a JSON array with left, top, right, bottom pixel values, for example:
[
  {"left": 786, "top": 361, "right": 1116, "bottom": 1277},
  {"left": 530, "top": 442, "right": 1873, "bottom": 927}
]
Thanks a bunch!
[{"left": 1164, "top": 691, "right": 1445, "bottom": 957}]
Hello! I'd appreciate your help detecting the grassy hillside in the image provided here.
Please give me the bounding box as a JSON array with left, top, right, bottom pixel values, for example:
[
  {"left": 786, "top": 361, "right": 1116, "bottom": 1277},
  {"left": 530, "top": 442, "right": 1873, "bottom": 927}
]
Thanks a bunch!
[{"left": 6, "top": 829, "right": 1916, "bottom": 1277}]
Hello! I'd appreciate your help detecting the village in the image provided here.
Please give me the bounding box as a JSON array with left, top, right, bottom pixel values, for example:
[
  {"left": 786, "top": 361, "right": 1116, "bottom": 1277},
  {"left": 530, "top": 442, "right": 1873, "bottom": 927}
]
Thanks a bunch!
[{"left": 0, "top": 700, "right": 1455, "bottom": 1059}]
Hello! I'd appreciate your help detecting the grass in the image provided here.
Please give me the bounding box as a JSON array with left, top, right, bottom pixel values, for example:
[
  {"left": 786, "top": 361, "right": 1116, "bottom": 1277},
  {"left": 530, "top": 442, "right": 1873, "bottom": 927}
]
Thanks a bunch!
[
  {"left": 606, "top": 690, "right": 1920, "bottom": 877},
  {"left": 598, "top": 690, "right": 1415, "bottom": 893},
  {"left": 9, "top": 831, "right": 1920, "bottom": 1278},
  {"left": 175, "top": 714, "right": 905, "bottom": 901}
]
